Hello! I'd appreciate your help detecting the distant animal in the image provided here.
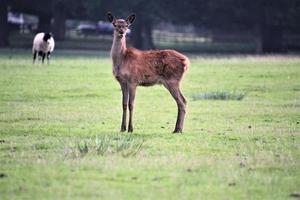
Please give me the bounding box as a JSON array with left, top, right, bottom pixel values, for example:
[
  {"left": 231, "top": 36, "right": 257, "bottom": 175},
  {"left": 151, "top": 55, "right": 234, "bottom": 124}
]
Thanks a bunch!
[
  {"left": 32, "top": 32, "right": 55, "bottom": 64},
  {"left": 107, "top": 12, "right": 189, "bottom": 133}
]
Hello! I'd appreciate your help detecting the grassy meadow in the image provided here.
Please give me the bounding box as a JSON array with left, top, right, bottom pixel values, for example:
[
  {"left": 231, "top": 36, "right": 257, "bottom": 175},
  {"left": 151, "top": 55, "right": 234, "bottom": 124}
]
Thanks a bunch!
[{"left": 0, "top": 49, "right": 300, "bottom": 199}]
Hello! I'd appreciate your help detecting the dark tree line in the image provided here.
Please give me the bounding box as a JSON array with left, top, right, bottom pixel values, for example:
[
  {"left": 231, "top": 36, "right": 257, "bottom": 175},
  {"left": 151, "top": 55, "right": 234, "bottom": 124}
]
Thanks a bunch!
[
  {"left": 0, "top": 0, "right": 9, "bottom": 47},
  {"left": 164, "top": 0, "right": 300, "bottom": 53},
  {"left": 1, "top": 0, "right": 300, "bottom": 53}
]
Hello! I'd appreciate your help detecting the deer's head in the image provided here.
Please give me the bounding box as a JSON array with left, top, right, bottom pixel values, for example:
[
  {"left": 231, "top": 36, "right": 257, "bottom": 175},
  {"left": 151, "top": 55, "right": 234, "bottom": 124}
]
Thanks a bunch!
[{"left": 107, "top": 12, "right": 135, "bottom": 39}]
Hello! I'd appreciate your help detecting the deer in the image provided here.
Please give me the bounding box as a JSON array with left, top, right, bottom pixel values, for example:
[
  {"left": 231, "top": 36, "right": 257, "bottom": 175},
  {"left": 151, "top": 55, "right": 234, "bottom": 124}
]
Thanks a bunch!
[{"left": 107, "top": 12, "right": 190, "bottom": 133}]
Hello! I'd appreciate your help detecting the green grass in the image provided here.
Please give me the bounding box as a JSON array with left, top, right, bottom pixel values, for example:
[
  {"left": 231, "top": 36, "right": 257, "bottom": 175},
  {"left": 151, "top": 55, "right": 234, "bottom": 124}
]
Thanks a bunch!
[{"left": 0, "top": 50, "right": 300, "bottom": 199}]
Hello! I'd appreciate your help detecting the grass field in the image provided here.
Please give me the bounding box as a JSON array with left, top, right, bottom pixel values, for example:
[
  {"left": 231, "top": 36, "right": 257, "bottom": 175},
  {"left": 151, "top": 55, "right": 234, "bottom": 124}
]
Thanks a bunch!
[{"left": 0, "top": 49, "right": 300, "bottom": 199}]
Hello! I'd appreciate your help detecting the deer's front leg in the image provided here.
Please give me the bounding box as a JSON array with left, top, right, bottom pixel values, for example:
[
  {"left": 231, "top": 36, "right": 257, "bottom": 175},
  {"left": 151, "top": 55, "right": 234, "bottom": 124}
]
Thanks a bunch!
[
  {"left": 128, "top": 84, "right": 137, "bottom": 132},
  {"left": 120, "top": 83, "right": 129, "bottom": 132}
]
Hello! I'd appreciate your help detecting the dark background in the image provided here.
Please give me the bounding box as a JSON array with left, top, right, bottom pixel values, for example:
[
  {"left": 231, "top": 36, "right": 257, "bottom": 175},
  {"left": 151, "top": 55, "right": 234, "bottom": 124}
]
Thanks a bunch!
[{"left": 1, "top": 0, "right": 300, "bottom": 53}]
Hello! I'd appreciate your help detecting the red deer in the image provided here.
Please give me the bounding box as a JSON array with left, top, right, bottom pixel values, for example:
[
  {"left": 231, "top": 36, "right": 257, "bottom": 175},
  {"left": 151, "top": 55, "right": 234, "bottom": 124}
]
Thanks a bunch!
[{"left": 107, "top": 12, "right": 189, "bottom": 133}]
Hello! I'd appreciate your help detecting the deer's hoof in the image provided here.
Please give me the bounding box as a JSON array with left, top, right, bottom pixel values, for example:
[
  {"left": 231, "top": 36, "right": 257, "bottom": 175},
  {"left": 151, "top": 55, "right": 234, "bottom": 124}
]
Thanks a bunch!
[
  {"left": 128, "top": 128, "right": 133, "bottom": 133},
  {"left": 173, "top": 129, "right": 183, "bottom": 134},
  {"left": 120, "top": 127, "right": 126, "bottom": 132}
]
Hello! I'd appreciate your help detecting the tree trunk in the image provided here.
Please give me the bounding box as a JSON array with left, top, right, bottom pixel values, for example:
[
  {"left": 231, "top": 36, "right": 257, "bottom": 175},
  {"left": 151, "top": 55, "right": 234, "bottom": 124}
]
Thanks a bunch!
[
  {"left": 0, "top": 0, "right": 9, "bottom": 47},
  {"left": 131, "top": 19, "right": 143, "bottom": 49},
  {"left": 261, "top": 24, "right": 284, "bottom": 53},
  {"left": 143, "top": 20, "right": 154, "bottom": 50},
  {"left": 131, "top": 17, "right": 155, "bottom": 50},
  {"left": 254, "top": 23, "right": 262, "bottom": 54},
  {"left": 38, "top": 14, "right": 52, "bottom": 33},
  {"left": 53, "top": 1, "right": 66, "bottom": 41}
]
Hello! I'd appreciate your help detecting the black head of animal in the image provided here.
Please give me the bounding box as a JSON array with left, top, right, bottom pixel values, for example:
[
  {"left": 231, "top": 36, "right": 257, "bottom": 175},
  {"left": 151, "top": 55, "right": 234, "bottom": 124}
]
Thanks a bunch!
[{"left": 43, "top": 32, "right": 52, "bottom": 42}]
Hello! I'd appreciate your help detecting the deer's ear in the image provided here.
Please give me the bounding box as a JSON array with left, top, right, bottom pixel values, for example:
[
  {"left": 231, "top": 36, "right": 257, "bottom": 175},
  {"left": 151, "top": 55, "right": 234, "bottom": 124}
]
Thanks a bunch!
[
  {"left": 107, "top": 12, "right": 115, "bottom": 23},
  {"left": 126, "top": 14, "right": 136, "bottom": 25}
]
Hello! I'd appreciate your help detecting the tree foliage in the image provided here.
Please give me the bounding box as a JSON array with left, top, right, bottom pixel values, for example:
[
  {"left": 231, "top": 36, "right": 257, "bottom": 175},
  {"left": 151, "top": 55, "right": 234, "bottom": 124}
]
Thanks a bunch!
[{"left": 2, "top": 0, "right": 300, "bottom": 52}]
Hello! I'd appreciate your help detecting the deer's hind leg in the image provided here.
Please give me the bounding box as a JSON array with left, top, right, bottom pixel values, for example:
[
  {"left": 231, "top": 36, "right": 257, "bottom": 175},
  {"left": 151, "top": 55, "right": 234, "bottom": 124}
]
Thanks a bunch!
[{"left": 164, "top": 81, "right": 187, "bottom": 133}]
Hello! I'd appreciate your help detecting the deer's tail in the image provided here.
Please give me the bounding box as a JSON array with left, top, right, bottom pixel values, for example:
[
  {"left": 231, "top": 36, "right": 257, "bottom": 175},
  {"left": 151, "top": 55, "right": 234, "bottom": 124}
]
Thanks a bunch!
[{"left": 183, "top": 56, "right": 190, "bottom": 72}]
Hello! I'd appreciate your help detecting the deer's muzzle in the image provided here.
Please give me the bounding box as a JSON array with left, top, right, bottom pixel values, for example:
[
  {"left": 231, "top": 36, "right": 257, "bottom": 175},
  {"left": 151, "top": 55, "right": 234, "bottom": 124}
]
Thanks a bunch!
[{"left": 118, "top": 33, "right": 124, "bottom": 38}]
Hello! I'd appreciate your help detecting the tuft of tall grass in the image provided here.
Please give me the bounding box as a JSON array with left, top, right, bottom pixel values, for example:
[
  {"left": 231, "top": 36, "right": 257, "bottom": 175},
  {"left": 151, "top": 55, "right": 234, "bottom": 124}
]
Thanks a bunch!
[
  {"left": 192, "top": 91, "right": 245, "bottom": 101},
  {"left": 77, "top": 141, "right": 89, "bottom": 156},
  {"left": 67, "top": 134, "right": 145, "bottom": 158},
  {"left": 95, "top": 135, "right": 111, "bottom": 156},
  {"left": 113, "top": 135, "right": 144, "bottom": 157}
]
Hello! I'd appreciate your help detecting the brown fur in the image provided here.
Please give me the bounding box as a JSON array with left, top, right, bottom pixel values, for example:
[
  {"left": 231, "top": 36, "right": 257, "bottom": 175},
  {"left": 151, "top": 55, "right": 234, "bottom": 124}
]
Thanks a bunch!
[
  {"left": 108, "top": 13, "right": 189, "bottom": 133},
  {"left": 118, "top": 48, "right": 188, "bottom": 86}
]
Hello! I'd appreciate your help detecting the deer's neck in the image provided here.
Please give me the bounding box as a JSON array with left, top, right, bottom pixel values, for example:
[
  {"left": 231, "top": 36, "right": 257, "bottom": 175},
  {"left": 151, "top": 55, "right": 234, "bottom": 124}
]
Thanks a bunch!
[{"left": 111, "top": 33, "right": 127, "bottom": 68}]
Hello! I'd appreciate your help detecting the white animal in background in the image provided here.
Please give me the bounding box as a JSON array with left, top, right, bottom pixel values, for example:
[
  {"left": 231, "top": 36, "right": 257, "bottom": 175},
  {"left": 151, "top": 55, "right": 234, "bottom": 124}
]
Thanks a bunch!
[{"left": 32, "top": 32, "right": 55, "bottom": 64}]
